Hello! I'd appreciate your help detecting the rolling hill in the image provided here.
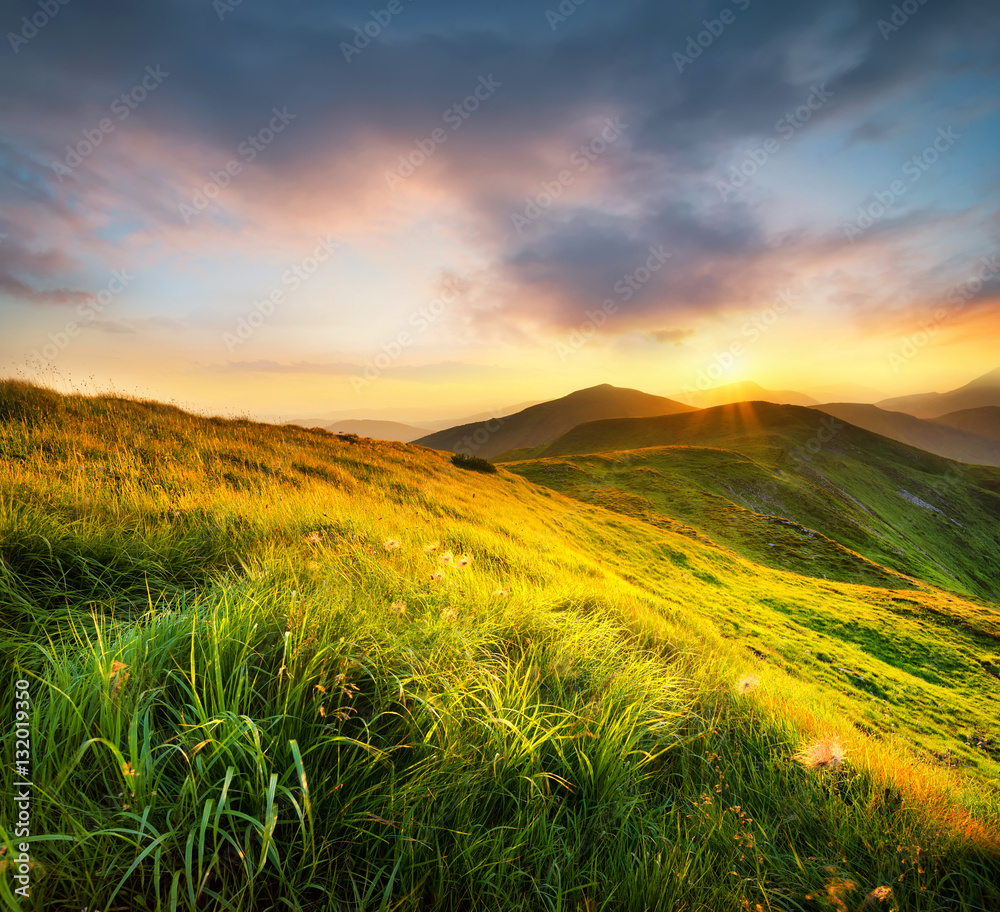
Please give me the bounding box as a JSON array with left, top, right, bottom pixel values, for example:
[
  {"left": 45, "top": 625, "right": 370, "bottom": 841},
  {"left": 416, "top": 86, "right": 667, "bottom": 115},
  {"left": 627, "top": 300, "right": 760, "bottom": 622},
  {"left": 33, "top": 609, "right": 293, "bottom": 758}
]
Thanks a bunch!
[
  {"left": 818, "top": 402, "right": 1000, "bottom": 466},
  {"left": 877, "top": 366, "right": 1000, "bottom": 418},
  {"left": 502, "top": 401, "right": 1000, "bottom": 601},
  {"left": 413, "top": 383, "right": 695, "bottom": 458},
  {"left": 2, "top": 381, "right": 999, "bottom": 909},
  {"left": 932, "top": 406, "right": 1000, "bottom": 444}
]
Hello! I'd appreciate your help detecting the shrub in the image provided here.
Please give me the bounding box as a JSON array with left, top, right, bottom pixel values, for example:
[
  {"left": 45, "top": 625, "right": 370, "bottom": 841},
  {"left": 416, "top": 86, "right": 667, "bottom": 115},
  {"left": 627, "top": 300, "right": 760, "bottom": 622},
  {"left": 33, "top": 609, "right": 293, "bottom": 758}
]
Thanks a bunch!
[{"left": 451, "top": 453, "right": 497, "bottom": 474}]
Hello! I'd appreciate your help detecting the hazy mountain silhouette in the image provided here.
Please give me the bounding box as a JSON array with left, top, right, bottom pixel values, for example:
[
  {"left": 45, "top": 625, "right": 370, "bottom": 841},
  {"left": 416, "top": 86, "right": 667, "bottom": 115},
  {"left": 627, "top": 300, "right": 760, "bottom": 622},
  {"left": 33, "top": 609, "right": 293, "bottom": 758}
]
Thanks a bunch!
[
  {"left": 413, "top": 384, "right": 695, "bottom": 459},
  {"left": 877, "top": 367, "right": 1000, "bottom": 418}
]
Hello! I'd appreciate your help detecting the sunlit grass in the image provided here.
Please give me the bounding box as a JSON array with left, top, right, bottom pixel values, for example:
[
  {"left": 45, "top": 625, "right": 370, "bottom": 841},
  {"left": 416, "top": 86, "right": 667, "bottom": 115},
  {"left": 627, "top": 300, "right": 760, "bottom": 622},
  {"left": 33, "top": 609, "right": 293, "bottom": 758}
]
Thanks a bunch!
[{"left": 0, "top": 380, "right": 998, "bottom": 910}]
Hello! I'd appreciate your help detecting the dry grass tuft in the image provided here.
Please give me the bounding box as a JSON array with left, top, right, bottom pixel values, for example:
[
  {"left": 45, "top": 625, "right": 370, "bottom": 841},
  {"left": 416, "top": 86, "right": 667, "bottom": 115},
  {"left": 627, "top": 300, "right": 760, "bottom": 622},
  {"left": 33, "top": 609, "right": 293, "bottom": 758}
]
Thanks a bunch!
[
  {"left": 735, "top": 674, "right": 759, "bottom": 695},
  {"left": 795, "top": 737, "right": 846, "bottom": 770}
]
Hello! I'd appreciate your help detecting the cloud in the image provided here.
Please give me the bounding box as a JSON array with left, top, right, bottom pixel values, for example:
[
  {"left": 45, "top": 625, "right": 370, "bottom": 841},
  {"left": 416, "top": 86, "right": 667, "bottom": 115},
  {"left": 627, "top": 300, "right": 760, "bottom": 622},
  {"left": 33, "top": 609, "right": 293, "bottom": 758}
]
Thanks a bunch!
[
  {"left": 93, "top": 319, "right": 137, "bottom": 334},
  {"left": 648, "top": 328, "right": 694, "bottom": 345},
  {"left": 0, "top": 234, "right": 91, "bottom": 307},
  {"left": 1, "top": 0, "right": 998, "bottom": 360}
]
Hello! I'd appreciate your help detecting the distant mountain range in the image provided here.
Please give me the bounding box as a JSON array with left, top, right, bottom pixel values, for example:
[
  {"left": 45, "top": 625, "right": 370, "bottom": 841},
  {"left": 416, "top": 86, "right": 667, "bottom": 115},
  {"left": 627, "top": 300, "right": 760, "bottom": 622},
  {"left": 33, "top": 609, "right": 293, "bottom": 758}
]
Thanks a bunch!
[
  {"left": 281, "top": 368, "right": 1000, "bottom": 460},
  {"left": 283, "top": 401, "right": 541, "bottom": 437},
  {"left": 281, "top": 418, "right": 429, "bottom": 442},
  {"left": 934, "top": 406, "right": 1000, "bottom": 443},
  {"left": 324, "top": 419, "right": 430, "bottom": 442},
  {"left": 817, "top": 403, "right": 1000, "bottom": 467},
  {"left": 412, "top": 384, "right": 695, "bottom": 459},
  {"left": 675, "top": 380, "right": 818, "bottom": 409},
  {"left": 876, "top": 367, "right": 1000, "bottom": 418}
]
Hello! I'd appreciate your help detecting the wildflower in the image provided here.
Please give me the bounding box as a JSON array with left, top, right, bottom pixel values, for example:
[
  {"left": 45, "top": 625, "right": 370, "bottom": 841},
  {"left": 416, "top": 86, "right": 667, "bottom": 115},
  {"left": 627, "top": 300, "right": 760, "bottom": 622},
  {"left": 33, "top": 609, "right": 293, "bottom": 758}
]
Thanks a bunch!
[
  {"left": 494, "top": 587, "right": 509, "bottom": 597},
  {"left": 384, "top": 538, "right": 401, "bottom": 551},
  {"left": 456, "top": 554, "right": 472, "bottom": 568},
  {"left": 109, "top": 661, "right": 130, "bottom": 696},
  {"left": 430, "top": 571, "right": 445, "bottom": 582},
  {"left": 439, "top": 551, "right": 453, "bottom": 565},
  {"left": 795, "top": 737, "right": 846, "bottom": 770},
  {"left": 390, "top": 599, "right": 407, "bottom": 614},
  {"left": 424, "top": 541, "right": 439, "bottom": 552},
  {"left": 863, "top": 886, "right": 893, "bottom": 907},
  {"left": 304, "top": 531, "right": 322, "bottom": 545},
  {"left": 735, "top": 674, "right": 759, "bottom": 695},
  {"left": 122, "top": 762, "right": 137, "bottom": 784}
]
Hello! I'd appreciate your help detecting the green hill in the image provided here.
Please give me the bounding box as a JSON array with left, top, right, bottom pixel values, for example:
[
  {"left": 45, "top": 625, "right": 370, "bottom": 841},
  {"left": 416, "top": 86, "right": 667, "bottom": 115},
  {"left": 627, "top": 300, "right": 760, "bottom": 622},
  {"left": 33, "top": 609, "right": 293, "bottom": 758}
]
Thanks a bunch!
[
  {"left": 1, "top": 382, "right": 999, "bottom": 910},
  {"left": 501, "top": 401, "right": 1000, "bottom": 602}
]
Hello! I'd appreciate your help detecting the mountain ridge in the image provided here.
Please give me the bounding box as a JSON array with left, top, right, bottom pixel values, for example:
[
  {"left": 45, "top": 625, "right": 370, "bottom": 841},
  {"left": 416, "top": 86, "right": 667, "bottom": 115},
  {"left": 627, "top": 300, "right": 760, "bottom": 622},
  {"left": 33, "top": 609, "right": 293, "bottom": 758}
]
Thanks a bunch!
[
  {"left": 877, "top": 367, "right": 1000, "bottom": 418},
  {"left": 413, "top": 383, "right": 696, "bottom": 458}
]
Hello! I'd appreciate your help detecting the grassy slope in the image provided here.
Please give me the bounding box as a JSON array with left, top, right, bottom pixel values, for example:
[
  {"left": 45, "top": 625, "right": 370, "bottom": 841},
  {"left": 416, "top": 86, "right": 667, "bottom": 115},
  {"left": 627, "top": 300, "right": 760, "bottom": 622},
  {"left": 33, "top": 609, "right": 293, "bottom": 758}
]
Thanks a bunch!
[
  {"left": 504, "top": 447, "right": 916, "bottom": 590},
  {"left": 501, "top": 402, "right": 1000, "bottom": 604},
  {"left": 1, "top": 382, "right": 999, "bottom": 911}
]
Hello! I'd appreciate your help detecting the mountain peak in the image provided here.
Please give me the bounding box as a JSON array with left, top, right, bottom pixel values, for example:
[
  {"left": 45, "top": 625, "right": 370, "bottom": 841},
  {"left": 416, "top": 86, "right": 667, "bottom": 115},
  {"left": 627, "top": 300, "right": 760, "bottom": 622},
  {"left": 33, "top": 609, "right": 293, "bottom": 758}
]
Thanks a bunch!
[
  {"left": 965, "top": 367, "right": 1000, "bottom": 389},
  {"left": 413, "top": 384, "right": 694, "bottom": 458}
]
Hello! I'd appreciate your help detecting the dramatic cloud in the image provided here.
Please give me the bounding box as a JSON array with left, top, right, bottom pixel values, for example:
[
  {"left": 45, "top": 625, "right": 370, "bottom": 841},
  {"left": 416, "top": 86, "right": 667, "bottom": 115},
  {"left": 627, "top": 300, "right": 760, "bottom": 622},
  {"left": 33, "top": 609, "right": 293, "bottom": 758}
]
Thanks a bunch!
[{"left": 1, "top": 0, "right": 998, "bottom": 413}]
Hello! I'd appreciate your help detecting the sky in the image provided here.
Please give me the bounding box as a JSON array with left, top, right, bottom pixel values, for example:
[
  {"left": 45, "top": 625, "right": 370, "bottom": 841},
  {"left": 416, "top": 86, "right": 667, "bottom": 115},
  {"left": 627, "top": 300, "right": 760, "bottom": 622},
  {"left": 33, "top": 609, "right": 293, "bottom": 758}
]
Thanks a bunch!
[{"left": 1, "top": 0, "right": 998, "bottom": 422}]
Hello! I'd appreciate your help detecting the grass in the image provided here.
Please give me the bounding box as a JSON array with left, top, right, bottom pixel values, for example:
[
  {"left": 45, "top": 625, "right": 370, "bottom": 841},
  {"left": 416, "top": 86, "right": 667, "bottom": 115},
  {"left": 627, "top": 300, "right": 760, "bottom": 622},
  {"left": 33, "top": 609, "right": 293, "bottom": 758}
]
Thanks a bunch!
[{"left": 0, "top": 380, "right": 998, "bottom": 910}]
